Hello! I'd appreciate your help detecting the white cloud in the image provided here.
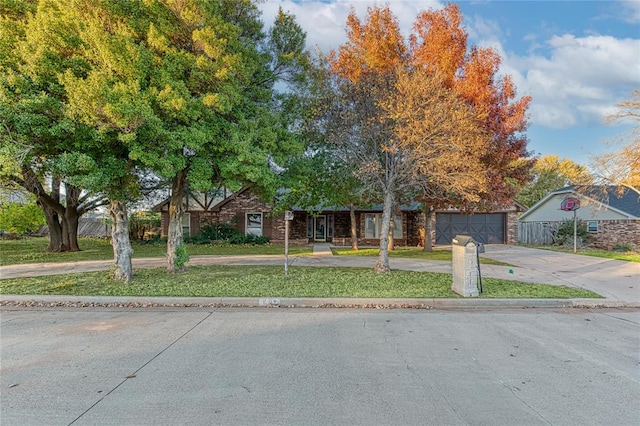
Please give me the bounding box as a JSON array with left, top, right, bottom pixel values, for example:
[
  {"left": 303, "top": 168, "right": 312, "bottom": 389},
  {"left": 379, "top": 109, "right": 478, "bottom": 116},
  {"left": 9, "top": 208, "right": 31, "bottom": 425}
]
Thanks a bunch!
[
  {"left": 505, "top": 34, "right": 640, "bottom": 129},
  {"left": 259, "top": 1, "right": 640, "bottom": 133},
  {"left": 620, "top": 0, "right": 640, "bottom": 23},
  {"left": 259, "top": 0, "right": 440, "bottom": 54}
]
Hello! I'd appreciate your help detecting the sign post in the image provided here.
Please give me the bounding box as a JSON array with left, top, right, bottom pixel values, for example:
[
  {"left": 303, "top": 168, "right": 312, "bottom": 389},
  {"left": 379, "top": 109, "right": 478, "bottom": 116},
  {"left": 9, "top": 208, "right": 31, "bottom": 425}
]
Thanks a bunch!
[
  {"left": 560, "top": 197, "right": 581, "bottom": 253},
  {"left": 284, "top": 210, "right": 294, "bottom": 275}
]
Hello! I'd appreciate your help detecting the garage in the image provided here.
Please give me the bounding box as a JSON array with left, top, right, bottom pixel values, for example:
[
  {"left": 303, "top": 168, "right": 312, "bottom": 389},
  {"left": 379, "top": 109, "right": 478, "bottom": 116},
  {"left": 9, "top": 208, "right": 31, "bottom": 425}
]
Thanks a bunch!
[{"left": 435, "top": 213, "right": 505, "bottom": 245}]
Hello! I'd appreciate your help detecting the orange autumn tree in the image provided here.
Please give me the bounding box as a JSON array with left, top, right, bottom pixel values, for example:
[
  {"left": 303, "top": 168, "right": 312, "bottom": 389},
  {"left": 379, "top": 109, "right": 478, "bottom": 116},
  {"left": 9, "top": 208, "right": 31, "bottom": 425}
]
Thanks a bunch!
[
  {"left": 411, "top": 4, "right": 534, "bottom": 213},
  {"left": 324, "top": 5, "right": 495, "bottom": 272}
]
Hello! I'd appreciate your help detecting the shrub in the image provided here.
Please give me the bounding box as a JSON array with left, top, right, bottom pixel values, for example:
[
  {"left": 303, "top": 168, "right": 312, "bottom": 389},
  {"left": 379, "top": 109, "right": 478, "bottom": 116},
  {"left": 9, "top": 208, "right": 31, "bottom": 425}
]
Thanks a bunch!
[
  {"left": 185, "top": 234, "right": 211, "bottom": 245},
  {"left": 0, "top": 201, "right": 45, "bottom": 235},
  {"left": 190, "top": 222, "right": 270, "bottom": 245},
  {"left": 199, "top": 223, "right": 240, "bottom": 241},
  {"left": 613, "top": 243, "right": 634, "bottom": 252},
  {"left": 254, "top": 236, "right": 270, "bottom": 245},
  {"left": 228, "top": 232, "right": 253, "bottom": 245},
  {"left": 553, "top": 219, "right": 588, "bottom": 246},
  {"left": 174, "top": 243, "right": 189, "bottom": 270}
]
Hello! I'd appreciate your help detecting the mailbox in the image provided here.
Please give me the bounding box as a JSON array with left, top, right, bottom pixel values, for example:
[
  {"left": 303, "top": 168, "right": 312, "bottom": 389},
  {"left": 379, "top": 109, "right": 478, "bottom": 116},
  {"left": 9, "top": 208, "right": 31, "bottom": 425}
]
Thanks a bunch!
[{"left": 451, "top": 235, "right": 480, "bottom": 297}]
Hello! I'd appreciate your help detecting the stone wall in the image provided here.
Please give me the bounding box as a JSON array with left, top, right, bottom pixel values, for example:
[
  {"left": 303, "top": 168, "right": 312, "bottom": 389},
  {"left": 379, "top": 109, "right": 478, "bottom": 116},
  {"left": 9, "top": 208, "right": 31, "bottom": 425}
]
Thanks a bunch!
[{"left": 506, "top": 211, "right": 520, "bottom": 245}]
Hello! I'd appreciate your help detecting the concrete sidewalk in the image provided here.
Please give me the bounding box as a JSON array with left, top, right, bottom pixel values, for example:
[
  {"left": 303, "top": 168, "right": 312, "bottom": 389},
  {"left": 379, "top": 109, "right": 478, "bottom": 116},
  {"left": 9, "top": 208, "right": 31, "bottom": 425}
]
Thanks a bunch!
[{"left": 1, "top": 244, "right": 638, "bottom": 307}]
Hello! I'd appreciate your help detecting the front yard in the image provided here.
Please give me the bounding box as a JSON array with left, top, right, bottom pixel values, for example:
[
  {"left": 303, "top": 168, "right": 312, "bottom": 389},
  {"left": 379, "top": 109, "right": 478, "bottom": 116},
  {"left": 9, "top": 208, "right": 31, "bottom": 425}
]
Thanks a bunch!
[{"left": 0, "top": 265, "right": 601, "bottom": 299}]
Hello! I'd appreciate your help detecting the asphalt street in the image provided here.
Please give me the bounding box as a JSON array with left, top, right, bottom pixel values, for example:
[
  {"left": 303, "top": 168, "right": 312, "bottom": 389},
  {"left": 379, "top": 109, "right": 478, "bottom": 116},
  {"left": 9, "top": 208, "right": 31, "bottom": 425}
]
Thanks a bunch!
[{"left": 1, "top": 307, "right": 639, "bottom": 426}]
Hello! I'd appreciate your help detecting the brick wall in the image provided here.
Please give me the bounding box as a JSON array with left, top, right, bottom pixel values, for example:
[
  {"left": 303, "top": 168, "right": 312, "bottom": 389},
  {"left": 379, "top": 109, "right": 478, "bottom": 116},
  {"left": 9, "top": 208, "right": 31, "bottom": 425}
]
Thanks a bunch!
[
  {"left": 585, "top": 220, "right": 640, "bottom": 250},
  {"left": 218, "top": 190, "right": 277, "bottom": 238}
]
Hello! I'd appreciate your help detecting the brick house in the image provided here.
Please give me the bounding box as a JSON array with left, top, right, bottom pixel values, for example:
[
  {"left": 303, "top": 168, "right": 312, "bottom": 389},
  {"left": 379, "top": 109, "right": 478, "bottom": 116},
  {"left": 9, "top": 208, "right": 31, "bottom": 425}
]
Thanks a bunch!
[
  {"left": 518, "top": 185, "right": 640, "bottom": 249},
  {"left": 154, "top": 187, "right": 523, "bottom": 246}
]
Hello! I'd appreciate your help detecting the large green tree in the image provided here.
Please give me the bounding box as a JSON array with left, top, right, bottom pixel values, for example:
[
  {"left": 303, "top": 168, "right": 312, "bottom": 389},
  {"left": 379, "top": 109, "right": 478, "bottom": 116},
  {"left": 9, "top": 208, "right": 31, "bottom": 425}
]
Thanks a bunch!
[
  {"left": 0, "top": 0, "right": 108, "bottom": 253},
  {"left": 134, "top": 2, "right": 309, "bottom": 272},
  {"left": 2, "top": 0, "right": 309, "bottom": 280},
  {"left": 279, "top": 55, "right": 367, "bottom": 251}
]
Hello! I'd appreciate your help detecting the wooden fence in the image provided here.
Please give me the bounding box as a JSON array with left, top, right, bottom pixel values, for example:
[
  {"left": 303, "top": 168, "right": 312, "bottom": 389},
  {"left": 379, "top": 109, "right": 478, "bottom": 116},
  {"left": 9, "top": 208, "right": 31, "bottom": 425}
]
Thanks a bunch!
[
  {"left": 518, "top": 222, "right": 557, "bottom": 245},
  {"left": 37, "top": 218, "right": 111, "bottom": 238}
]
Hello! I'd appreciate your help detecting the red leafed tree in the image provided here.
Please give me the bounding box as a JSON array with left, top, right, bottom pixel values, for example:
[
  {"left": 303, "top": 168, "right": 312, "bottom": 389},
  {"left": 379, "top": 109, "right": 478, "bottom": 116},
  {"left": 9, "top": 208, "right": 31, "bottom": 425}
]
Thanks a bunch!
[{"left": 411, "top": 4, "right": 534, "bottom": 209}]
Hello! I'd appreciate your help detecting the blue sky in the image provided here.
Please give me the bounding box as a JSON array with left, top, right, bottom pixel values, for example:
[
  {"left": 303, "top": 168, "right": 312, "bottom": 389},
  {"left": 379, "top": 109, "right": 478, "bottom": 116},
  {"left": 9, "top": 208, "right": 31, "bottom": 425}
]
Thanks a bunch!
[{"left": 259, "top": 0, "right": 640, "bottom": 166}]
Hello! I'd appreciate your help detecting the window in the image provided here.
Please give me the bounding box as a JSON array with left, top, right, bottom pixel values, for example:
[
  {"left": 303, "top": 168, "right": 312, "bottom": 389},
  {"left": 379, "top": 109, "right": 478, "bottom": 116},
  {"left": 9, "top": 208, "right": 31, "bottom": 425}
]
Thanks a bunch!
[
  {"left": 182, "top": 214, "right": 190, "bottom": 237},
  {"left": 307, "top": 216, "right": 313, "bottom": 238},
  {"left": 587, "top": 221, "right": 598, "bottom": 233},
  {"left": 364, "top": 213, "right": 402, "bottom": 239},
  {"left": 246, "top": 213, "right": 263, "bottom": 237}
]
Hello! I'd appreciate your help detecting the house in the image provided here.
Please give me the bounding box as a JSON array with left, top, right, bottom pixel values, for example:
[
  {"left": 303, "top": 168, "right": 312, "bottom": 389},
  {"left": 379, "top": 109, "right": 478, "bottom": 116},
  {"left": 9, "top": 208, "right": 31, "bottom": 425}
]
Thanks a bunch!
[
  {"left": 154, "top": 187, "right": 523, "bottom": 246},
  {"left": 518, "top": 185, "right": 640, "bottom": 249},
  {"left": 153, "top": 188, "right": 230, "bottom": 237}
]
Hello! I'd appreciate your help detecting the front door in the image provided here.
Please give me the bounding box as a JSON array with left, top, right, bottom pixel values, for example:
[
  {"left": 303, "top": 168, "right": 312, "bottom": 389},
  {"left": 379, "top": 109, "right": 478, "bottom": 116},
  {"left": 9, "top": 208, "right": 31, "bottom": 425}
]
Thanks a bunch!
[{"left": 315, "top": 215, "right": 326, "bottom": 241}]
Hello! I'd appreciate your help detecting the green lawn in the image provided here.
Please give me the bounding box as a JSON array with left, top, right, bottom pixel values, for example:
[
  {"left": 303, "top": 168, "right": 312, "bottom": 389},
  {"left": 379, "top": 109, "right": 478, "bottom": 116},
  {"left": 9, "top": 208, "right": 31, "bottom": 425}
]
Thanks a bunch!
[
  {"left": 0, "top": 237, "right": 312, "bottom": 266},
  {"left": 0, "top": 265, "right": 601, "bottom": 299},
  {"left": 522, "top": 245, "right": 640, "bottom": 263},
  {"left": 332, "top": 247, "right": 511, "bottom": 266}
]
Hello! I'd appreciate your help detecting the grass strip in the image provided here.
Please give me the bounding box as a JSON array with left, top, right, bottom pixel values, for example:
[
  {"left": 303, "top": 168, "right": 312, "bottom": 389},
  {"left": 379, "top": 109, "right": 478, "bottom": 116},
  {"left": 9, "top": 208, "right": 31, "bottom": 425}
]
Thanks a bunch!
[
  {"left": 521, "top": 245, "right": 640, "bottom": 263},
  {"left": 0, "top": 265, "right": 601, "bottom": 299}
]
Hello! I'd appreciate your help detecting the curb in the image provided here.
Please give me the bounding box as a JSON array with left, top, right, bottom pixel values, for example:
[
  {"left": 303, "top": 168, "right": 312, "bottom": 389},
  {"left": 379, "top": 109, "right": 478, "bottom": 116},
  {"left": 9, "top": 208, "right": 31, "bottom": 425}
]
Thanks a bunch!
[{"left": 1, "top": 295, "right": 638, "bottom": 309}]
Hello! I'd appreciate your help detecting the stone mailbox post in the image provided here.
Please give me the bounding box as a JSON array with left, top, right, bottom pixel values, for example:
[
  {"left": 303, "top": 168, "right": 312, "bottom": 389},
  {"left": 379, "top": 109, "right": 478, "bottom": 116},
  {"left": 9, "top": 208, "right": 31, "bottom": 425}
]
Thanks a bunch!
[{"left": 451, "top": 235, "right": 480, "bottom": 297}]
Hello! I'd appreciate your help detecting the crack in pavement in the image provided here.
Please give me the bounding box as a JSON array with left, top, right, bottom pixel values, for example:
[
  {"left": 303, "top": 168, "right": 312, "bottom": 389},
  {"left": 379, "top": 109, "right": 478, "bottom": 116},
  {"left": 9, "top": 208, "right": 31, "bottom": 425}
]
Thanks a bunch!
[{"left": 68, "top": 310, "right": 216, "bottom": 425}]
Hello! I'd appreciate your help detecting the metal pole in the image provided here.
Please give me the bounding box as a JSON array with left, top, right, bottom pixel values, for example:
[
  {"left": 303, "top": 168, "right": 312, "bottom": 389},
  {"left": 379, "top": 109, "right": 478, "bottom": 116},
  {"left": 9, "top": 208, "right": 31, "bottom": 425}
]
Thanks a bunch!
[
  {"left": 476, "top": 245, "right": 483, "bottom": 294},
  {"left": 573, "top": 209, "right": 577, "bottom": 253},
  {"left": 284, "top": 218, "right": 289, "bottom": 276}
]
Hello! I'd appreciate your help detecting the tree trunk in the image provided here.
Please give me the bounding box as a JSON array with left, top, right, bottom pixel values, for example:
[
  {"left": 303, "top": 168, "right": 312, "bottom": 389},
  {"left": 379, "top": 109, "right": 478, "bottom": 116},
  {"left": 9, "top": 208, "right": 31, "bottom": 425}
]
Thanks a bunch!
[
  {"left": 349, "top": 202, "right": 358, "bottom": 250},
  {"left": 61, "top": 216, "right": 71, "bottom": 252},
  {"left": 42, "top": 202, "right": 63, "bottom": 252},
  {"left": 64, "top": 209, "right": 80, "bottom": 252},
  {"left": 166, "top": 170, "right": 186, "bottom": 273},
  {"left": 375, "top": 189, "right": 394, "bottom": 273},
  {"left": 109, "top": 200, "right": 133, "bottom": 282},
  {"left": 387, "top": 215, "right": 394, "bottom": 251},
  {"left": 63, "top": 183, "right": 82, "bottom": 252},
  {"left": 423, "top": 203, "right": 434, "bottom": 252},
  {"left": 51, "top": 178, "right": 68, "bottom": 252},
  {"left": 20, "top": 169, "right": 84, "bottom": 252}
]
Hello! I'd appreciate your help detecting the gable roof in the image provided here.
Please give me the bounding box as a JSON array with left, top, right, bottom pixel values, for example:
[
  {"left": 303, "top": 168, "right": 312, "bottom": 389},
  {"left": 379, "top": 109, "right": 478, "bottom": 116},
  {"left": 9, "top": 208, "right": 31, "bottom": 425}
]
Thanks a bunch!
[{"left": 519, "top": 185, "right": 640, "bottom": 220}]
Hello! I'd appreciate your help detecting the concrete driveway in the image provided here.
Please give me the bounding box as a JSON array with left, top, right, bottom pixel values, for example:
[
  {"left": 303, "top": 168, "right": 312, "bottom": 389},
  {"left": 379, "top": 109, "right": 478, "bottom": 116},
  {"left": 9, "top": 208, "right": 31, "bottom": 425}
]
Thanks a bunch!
[
  {"left": 481, "top": 245, "right": 640, "bottom": 303},
  {"left": 1, "top": 307, "right": 639, "bottom": 426}
]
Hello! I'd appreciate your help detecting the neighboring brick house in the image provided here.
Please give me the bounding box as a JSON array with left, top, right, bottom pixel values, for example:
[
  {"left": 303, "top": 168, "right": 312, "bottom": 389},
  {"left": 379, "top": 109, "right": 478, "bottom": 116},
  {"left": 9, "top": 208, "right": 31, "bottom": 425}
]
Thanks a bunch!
[
  {"left": 154, "top": 187, "right": 523, "bottom": 246},
  {"left": 518, "top": 185, "right": 640, "bottom": 249}
]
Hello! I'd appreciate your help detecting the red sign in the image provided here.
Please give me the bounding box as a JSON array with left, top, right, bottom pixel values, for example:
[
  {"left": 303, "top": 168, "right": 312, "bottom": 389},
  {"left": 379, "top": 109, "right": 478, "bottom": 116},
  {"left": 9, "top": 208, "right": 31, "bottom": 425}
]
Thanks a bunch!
[{"left": 560, "top": 197, "right": 580, "bottom": 211}]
